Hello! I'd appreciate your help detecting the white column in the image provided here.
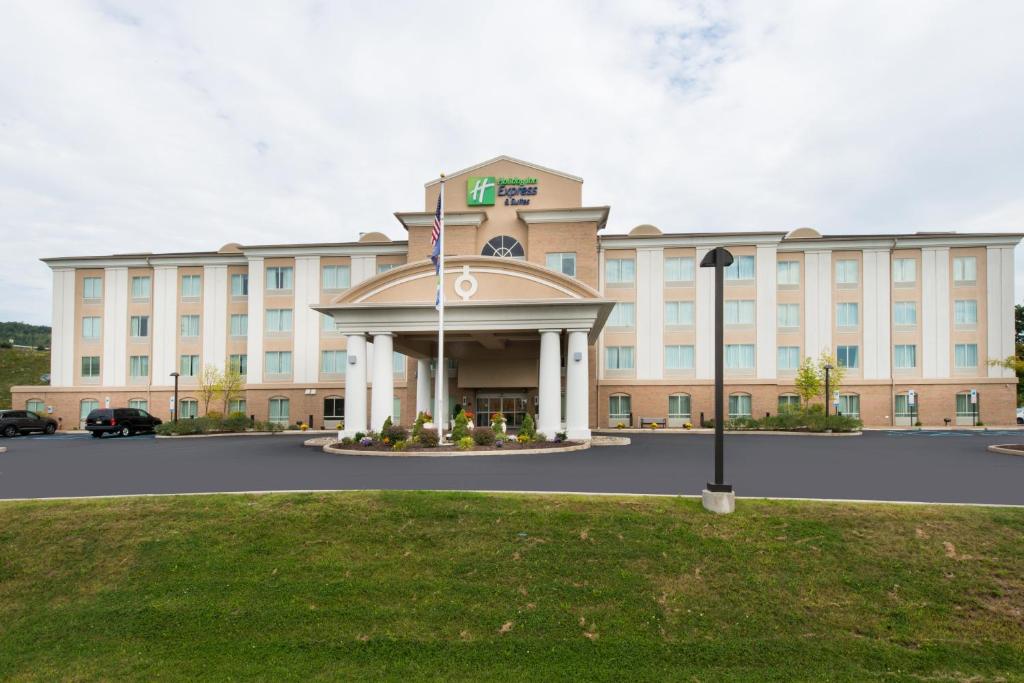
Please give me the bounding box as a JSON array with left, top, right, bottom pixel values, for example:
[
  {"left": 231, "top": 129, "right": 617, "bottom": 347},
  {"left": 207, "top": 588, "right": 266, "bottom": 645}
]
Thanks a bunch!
[
  {"left": 343, "top": 333, "right": 367, "bottom": 436},
  {"left": 351, "top": 255, "right": 377, "bottom": 284},
  {"left": 537, "top": 329, "right": 561, "bottom": 438},
  {"left": 987, "top": 246, "right": 1016, "bottom": 377},
  {"left": 566, "top": 329, "right": 591, "bottom": 440},
  {"left": 862, "top": 249, "right": 891, "bottom": 379},
  {"left": 416, "top": 358, "right": 431, "bottom": 415},
  {"left": 370, "top": 332, "right": 394, "bottom": 431},
  {"left": 292, "top": 256, "right": 321, "bottom": 383},
  {"left": 804, "top": 250, "right": 832, "bottom": 358},
  {"left": 635, "top": 247, "right": 664, "bottom": 379},
  {"left": 695, "top": 246, "right": 714, "bottom": 379},
  {"left": 246, "top": 257, "right": 265, "bottom": 384},
  {"left": 755, "top": 244, "right": 777, "bottom": 378},
  {"left": 921, "top": 247, "right": 950, "bottom": 378},
  {"left": 50, "top": 268, "right": 76, "bottom": 387},
  {"left": 151, "top": 266, "right": 178, "bottom": 387},
  {"left": 202, "top": 265, "right": 228, "bottom": 371},
  {"left": 102, "top": 267, "right": 128, "bottom": 386}
]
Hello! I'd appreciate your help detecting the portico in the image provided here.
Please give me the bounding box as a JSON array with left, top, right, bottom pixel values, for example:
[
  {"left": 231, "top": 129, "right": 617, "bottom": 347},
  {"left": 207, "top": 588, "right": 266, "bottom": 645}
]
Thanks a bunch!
[{"left": 315, "top": 256, "right": 612, "bottom": 439}]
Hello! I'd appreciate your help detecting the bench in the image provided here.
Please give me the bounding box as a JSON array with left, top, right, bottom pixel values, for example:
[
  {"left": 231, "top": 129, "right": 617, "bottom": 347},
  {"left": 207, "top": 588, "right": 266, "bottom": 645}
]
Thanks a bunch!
[{"left": 638, "top": 417, "right": 667, "bottom": 428}]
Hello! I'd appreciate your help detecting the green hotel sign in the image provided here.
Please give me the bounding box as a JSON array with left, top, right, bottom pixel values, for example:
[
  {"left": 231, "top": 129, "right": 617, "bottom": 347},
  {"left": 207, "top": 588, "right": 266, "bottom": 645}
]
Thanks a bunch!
[{"left": 466, "top": 176, "right": 539, "bottom": 207}]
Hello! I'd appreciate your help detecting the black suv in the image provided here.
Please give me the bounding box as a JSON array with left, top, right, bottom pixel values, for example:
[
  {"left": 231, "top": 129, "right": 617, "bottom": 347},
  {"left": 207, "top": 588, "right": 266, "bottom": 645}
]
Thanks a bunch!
[
  {"left": 0, "top": 409, "right": 58, "bottom": 437},
  {"left": 85, "top": 408, "right": 162, "bottom": 438}
]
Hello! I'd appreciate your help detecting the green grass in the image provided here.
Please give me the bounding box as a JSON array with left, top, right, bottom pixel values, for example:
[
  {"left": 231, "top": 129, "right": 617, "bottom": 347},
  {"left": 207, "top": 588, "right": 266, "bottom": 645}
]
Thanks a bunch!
[
  {"left": 0, "top": 492, "right": 1022, "bottom": 680},
  {"left": 0, "top": 347, "right": 50, "bottom": 409}
]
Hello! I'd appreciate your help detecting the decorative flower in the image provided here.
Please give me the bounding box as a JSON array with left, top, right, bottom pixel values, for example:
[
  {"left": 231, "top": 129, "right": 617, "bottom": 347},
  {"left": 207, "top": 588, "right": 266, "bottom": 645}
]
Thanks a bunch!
[{"left": 359, "top": 437, "right": 373, "bottom": 446}]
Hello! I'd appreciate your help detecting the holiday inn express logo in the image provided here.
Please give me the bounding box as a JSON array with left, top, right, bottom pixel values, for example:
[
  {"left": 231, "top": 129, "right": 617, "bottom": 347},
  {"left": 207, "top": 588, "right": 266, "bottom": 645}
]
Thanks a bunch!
[{"left": 467, "top": 176, "right": 496, "bottom": 206}]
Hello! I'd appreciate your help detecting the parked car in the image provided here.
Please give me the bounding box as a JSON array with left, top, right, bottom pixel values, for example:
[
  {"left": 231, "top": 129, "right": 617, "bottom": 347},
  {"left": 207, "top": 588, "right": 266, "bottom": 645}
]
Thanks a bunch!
[
  {"left": 85, "top": 408, "right": 162, "bottom": 438},
  {"left": 1017, "top": 407, "right": 1024, "bottom": 424},
  {"left": 0, "top": 409, "right": 58, "bottom": 437}
]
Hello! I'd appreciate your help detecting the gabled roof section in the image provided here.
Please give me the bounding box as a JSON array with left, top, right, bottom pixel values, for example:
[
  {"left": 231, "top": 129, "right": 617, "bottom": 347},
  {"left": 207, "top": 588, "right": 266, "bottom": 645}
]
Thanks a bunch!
[{"left": 424, "top": 155, "right": 583, "bottom": 187}]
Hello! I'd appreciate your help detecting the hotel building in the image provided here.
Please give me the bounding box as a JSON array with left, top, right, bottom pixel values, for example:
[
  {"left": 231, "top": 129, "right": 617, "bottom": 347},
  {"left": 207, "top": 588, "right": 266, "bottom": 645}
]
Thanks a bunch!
[{"left": 13, "top": 156, "right": 1021, "bottom": 432}]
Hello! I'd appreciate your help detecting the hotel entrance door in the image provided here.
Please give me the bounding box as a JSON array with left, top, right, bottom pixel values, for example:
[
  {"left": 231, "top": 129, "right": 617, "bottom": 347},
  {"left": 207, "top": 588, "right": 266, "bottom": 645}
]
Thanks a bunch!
[{"left": 475, "top": 393, "right": 529, "bottom": 429}]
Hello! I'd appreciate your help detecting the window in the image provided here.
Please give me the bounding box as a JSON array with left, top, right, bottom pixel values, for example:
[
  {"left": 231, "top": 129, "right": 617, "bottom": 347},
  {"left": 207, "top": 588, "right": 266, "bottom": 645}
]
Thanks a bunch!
[
  {"left": 129, "top": 355, "right": 149, "bottom": 378},
  {"left": 777, "top": 346, "right": 800, "bottom": 370},
  {"left": 955, "top": 392, "right": 976, "bottom": 418},
  {"left": 481, "top": 235, "right": 525, "bottom": 259},
  {"left": 80, "top": 399, "right": 99, "bottom": 421},
  {"left": 894, "top": 302, "right": 917, "bottom": 326},
  {"left": 324, "top": 397, "right": 344, "bottom": 420},
  {"left": 131, "top": 276, "right": 151, "bottom": 299},
  {"left": 180, "top": 354, "right": 200, "bottom": 376},
  {"left": 229, "top": 399, "right": 247, "bottom": 415},
  {"left": 778, "top": 394, "right": 800, "bottom": 412},
  {"left": 83, "top": 277, "right": 102, "bottom": 300},
  {"left": 894, "top": 394, "right": 913, "bottom": 418},
  {"left": 377, "top": 263, "right": 396, "bottom": 274},
  {"left": 953, "top": 256, "right": 977, "bottom": 284},
  {"left": 606, "top": 258, "right": 636, "bottom": 284},
  {"left": 607, "top": 303, "right": 635, "bottom": 327},
  {"left": 954, "top": 343, "right": 978, "bottom": 368},
  {"left": 546, "top": 252, "right": 577, "bottom": 277},
  {"left": 777, "top": 261, "right": 800, "bottom": 286},
  {"left": 724, "top": 300, "right": 755, "bottom": 325},
  {"left": 393, "top": 352, "right": 406, "bottom": 374},
  {"left": 728, "top": 394, "right": 752, "bottom": 418},
  {"left": 266, "top": 351, "right": 293, "bottom": 375},
  {"left": 230, "top": 314, "right": 248, "bottom": 337},
  {"left": 725, "top": 344, "right": 755, "bottom": 369},
  {"left": 724, "top": 255, "right": 755, "bottom": 281},
  {"left": 130, "top": 315, "right": 149, "bottom": 338},
  {"left": 665, "top": 301, "right": 695, "bottom": 326},
  {"left": 181, "top": 274, "right": 201, "bottom": 299},
  {"left": 128, "top": 399, "right": 148, "bottom": 411},
  {"left": 322, "top": 265, "right": 351, "bottom": 290},
  {"left": 231, "top": 273, "right": 249, "bottom": 297},
  {"left": 609, "top": 395, "right": 631, "bottom": 420},
  {"left": 894, "top": 344, "right": 917, "bottom": 369},
  {"left": 81, "top": 356, "right": 100, "bottom": 378},
  {"left": 265, "top": 309, "right": 293, "bottom": 333},
  {"left": 665, "top": 345, "right": 695, "bottom": 370},
  {"left": 179, "top": 399, "right": 198, "bottom": 419},
  {"left": 838, "top": 394, "right": 860, "bottom": 418},
  {"left": 321, "top": 314, "right": 337, "bottom": 333},
  {"left": 836, "top": 259, "right": 858, "bottom": 285},
  {"left": 837, "top": 345, "right": 859, "bottom": 369},
  {"left": 266, "top": 266, "right": 294, "bottom": 291},
  {"left": 180, "top": 314, "right": 200, "bottom": 337},
  {"left": 668, "top": 394, "right": 691, "bottom": 419},
  {"left": 82, "top": 317, "right": 101, "bottom": 340},
  {"left": 229, "top": 354, "right": 248, "bottom": 375},
  {"left": 605, "top": 346, "right": 635, "bottom": 370},
  {"left": 26, "top": 399, "right": 45, "bottom": 414},
  {"left": 269, "top": 397, "right": 290, "bottom": 425},
  {"left": 777, "top": 303, "right": 799, "bottom": 328},
  {"left": 664, "top": 257, "right": 695, "bottom": 283},
  {"left": 392, "top": 396, "right": 402, "bottom": 424},
  {"left": 836, "top": 303, "right": 859, "bottom": 327},
  {"left": 893, "top": 259, "right": 916, "bottom": 284},
  {"left": 954, "top": 300, "right": 977, "bottom": 325}
]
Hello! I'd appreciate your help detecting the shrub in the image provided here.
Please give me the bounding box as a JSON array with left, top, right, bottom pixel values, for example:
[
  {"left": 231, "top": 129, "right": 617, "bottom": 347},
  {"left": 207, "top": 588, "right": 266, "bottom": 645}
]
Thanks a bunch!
[
  {"left": 451, "top": 410, "right": 470, "bottom": 441},
  {"left": 382, "top": 416, "right": 393, "bottom": 433},
  {"left": 206, "top": 411, "right": 224, "bottom": 422},
  {"left": 392, "top": 440, "right": 408, "bottom": 452},
  {"left": 412, "top": 412, "right": 426, "bottom": 440},
  {"left": 353, "top": 431, "right": 365, "bottom": 442},
  {"left": 222, "top": 412, "right": 250, "bottom": 432},
  {"left": 495, "top": 438, "right": 505, "bottom": 448},
  {"left": 365, "top": 430, "right": 380, "bottom": 442},
  {"left": 534, "top": 432, "right": 547, "bottom": 443},
  {"left": 520, "top": 413, "right": 536, "bottom": 439},
  {"left": 359, "top": 437, "right": 373, "bottom": 447},
  {"left": 457, "top": 436, "right": 474, "bottom": 451},
  {"left": 517, "top": 433, "right": 530, "bottom": 443},
  {"left": 555, "top": 431, "right": 567, "bottom": 442},
  {"left": 255, "top": 421, "right": 284, "bottom": 433},
  {"left": 0, "top": 341, "right": 11, "bottom": 349},
  {"left": 418, "top": 430, "right": 440, "bottom": 448},
  {"left": 340, "top": 436, "right": 354, "bottom": 446},
  {"left": 287, "top": 423, "right": 300, "bottom": 431},
  {"left": 490, "top": 412, "right": 506, "bottom": 432},
  {"left": 384, "top": 423, "right": 409, "bottom": 442},
  {"left": 727, "top": 417, "right": 759, "bottom": 431},
  {"left": 616, "top": 422, "right": 625, "bottom": 429},
  {"left": 472, "top": 426, "right": 496, "bottom": 445},
  {"left": 683, "top": 422, "right": 693, "bottom": 430}
]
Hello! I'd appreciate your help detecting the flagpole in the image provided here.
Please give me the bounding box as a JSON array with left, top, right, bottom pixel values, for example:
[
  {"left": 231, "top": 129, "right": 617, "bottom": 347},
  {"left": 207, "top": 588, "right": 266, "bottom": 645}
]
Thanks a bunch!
[{"left": 435, "top": 173, "right": 446, "bottom": 443}]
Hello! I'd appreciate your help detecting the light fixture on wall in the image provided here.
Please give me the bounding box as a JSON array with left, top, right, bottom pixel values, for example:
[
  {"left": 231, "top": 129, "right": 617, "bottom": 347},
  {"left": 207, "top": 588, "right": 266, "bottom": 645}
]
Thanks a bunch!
[
  {"left": 573, "top": 351, "right": 582, "bottom": 362},
  {"left": 348, "top": 356, "right": 357, "bottom": 365}
]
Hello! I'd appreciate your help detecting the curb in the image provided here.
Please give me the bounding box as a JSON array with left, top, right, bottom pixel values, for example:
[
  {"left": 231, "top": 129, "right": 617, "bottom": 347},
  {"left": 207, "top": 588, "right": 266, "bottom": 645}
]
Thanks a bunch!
[
  {"left": 987, "top": 444, "right": 1024, "bottom": 456},
  {"left": 593, "top": 429, "right": 862, "bottom": 437},
  {"left": 0, "top": 446, "right": 6, "bottom": 454},
  {"left": 156, "top": 430, "right": 332, "bottom": 439},
  {"left": 322, "top": 441, "right": 591, "bottom": 458}
]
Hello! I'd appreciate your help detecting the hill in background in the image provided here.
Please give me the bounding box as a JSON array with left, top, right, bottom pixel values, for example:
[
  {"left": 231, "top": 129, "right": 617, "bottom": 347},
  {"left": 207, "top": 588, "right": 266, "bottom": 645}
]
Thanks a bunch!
[
  {"left": 0, "top": 347, "right": 50, "bottom": 409},
  {"left": 0, "top": 321, "right": 51, "bottom": 348}
]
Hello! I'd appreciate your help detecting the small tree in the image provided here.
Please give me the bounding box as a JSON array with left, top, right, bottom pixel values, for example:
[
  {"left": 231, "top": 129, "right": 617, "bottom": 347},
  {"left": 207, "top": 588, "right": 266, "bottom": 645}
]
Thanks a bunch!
[
  {"left": 520, "top": 413, "right": 536, "bottom": 440},
  {"left": 199, "top": 365, "right": 224, "bottom": 416},
  {"left": 817, "top": 350, "right": 845, "bottom": 404},
  {"left": 990, "top": 354, "right": 1024, "bottom": 404},
  {"left": 221, "top": 366, "right": 245, "bottom": 415},
  {"left": 451, "top": 409, "right": 470, "bottom": 441},
  {"left": 794, "top": 357, "right": 820, "bottom": 406}
]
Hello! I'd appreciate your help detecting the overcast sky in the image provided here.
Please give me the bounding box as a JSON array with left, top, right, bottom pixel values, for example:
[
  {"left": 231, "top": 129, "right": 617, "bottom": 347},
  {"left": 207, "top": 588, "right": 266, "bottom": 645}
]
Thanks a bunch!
[{"left": 1, "top": 0, "right": 1022, "bottom": 325}]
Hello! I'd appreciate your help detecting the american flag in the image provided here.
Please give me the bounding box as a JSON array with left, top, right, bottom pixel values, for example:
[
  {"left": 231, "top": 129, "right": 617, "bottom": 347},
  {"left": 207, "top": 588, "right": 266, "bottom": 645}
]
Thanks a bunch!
[{"left": 430, "top": 193, "right": 442, "bottom": 271}]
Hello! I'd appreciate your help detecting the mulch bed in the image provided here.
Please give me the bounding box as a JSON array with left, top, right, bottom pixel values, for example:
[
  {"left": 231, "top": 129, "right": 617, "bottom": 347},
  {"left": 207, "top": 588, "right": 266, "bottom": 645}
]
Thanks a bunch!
[
  {"left": 336, "top": 440, "right": 582, "bottom": 453},
  {"left": 995, "top": 444, "right": 1024, "bottom": 452}
]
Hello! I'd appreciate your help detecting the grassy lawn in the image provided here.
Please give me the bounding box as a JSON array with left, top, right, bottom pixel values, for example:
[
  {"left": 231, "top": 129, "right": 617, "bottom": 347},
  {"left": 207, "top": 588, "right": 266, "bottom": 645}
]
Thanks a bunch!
[
  {"left": 0, "top": 492, "right": 1021, "bottom": 680},
  {"left": 0, "top": 347, "right": 49, "bottom": 409}
]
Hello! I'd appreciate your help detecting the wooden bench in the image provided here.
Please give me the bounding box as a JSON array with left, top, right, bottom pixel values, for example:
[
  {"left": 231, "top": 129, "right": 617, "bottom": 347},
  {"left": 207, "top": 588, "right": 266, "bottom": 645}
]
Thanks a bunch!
[{"left": 638, "top": 417, "right": 667, "bottom": 428}]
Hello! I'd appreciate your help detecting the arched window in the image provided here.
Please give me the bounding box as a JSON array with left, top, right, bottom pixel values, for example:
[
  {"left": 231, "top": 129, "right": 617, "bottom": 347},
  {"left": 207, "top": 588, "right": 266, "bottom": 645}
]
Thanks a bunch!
[
  {"left": 778, "top": 394, "right": 800, "bottom": 412},
  {"left": 609, "top": 394, "right": 631, "bottom": 427},
  {"left": 837, "top": 393, "right": 860, "bottom": 418},
  {"left": 324, "top": 396, "right": 344, "bottom": 420},
  {"left": 128, "top": 399, "right": 148, "bottom": 412},
  {"left": 269, "top": 397, "right": 290, "bottom": 425},
  {"left": 481, "top": 235, "right": 525, "bottom": 259},
  {"left": 728, "top": 393, "right": 752, "bottom": 419},
  {"left": 179, "top": 398, "right": 198, "bottom": 419},
  {"left": 26, "top": 399, "right": 45, "bottom": 414},
  {"left": 79, "top": 399, "right": 99, "bottom": 423},
  {"left": 668, "top": 393, "right": 691, "bottom": 424}
]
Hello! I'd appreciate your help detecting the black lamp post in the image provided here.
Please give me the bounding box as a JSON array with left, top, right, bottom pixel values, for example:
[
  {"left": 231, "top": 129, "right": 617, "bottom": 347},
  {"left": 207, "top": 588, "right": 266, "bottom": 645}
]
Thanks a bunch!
[
  {"left": 699, "top": 246, "right": 734, "bottom": 494},
  {"left": 170, "top": 372, "right": 180, "bottom": 423},
  {"left": 823, "top": 362, "right": 834, "bottom": 430}
]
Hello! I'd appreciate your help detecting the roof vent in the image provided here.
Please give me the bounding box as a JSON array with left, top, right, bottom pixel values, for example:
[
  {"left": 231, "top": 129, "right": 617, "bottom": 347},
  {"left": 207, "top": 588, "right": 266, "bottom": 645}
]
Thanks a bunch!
[
  {"left": 358, "top": 231, "right": 391, "bottom": 243},
  {"left": 218, "top": 242, "right": 243, "bottom": 254},
  {"left": 628, "top": 224, "right": 663, "bottom": 237},
  {"left": 785, "top": 227, "right": 821, "bottom": 239}
]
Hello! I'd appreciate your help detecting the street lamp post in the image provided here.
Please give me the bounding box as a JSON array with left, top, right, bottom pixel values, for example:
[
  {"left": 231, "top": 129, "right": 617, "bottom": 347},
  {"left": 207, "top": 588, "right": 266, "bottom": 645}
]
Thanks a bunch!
[
  {"left": 699, "top": 246, "right": 735, "bottom": 513},
  {"left": 823, "top": 363, "right": 833, "bottom": 430},
  {"left": 170, "top": 372, "right": 180, "bottom": 423}
]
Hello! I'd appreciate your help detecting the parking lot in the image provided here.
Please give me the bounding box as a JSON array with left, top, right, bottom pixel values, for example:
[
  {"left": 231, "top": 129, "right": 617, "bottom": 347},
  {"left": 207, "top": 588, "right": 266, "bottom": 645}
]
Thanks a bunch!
[{"left": 1, "top": 429, "right": 1022, "bottom": 505}]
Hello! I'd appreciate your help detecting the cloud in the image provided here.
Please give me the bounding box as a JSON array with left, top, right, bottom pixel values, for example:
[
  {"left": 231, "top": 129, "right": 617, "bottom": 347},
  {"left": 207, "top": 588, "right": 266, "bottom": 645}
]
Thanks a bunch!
[{"left": 0, "top": 0, "right": 1022, "bottom": 324}]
